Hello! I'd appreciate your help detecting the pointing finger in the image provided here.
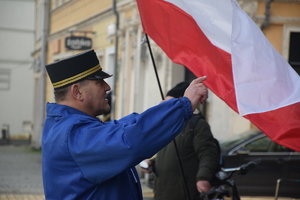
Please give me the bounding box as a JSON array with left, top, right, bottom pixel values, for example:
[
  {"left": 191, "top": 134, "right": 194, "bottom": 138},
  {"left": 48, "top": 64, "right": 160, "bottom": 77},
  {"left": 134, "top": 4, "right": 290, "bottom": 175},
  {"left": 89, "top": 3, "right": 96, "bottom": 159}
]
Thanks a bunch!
[{"left": 190, "top": 76, "right": 207, "bottom": 85}]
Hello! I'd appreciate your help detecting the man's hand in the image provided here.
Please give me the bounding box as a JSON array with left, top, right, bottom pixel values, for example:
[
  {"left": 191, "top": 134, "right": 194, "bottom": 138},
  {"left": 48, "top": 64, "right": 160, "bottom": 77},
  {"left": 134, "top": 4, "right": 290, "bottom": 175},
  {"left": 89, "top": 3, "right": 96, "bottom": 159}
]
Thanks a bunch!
[
  {"left": 196, "top": 180, "right": 211, "bottom": 193},
  {"left": 184, "top": 76, "right": 208, "bottom": 111}
]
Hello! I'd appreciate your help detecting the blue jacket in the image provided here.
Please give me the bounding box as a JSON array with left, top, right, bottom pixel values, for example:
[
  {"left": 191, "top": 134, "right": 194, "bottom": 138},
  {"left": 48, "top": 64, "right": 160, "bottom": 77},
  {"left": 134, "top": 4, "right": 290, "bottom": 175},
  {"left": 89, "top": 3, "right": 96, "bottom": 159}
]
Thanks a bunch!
[{"left": 42, "top": 97, "right": 192, "bottom": 199}]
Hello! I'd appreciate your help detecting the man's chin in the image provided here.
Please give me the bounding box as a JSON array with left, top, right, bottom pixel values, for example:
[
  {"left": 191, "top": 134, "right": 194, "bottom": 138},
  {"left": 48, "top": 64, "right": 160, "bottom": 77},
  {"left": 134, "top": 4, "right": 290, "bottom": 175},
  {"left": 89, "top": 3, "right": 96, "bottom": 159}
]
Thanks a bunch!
[{"left": 102, "top": 106, "right": 111, "bottom": 115}]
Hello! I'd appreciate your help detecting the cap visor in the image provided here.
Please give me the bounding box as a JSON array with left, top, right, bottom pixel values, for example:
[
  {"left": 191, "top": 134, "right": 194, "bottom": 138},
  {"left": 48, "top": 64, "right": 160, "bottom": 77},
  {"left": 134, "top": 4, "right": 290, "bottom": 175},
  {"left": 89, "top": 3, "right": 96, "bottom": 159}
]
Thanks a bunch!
[{"left": 86, "top": 70, "right": 113, "bottom": 80}]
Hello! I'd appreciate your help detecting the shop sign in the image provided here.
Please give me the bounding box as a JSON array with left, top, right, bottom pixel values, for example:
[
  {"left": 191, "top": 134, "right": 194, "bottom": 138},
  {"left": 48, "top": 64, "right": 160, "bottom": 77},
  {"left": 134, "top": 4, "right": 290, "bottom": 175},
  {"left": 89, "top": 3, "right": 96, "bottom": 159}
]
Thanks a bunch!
[{"left": 65, "top": 36, "right": 92, "bottom": 50}]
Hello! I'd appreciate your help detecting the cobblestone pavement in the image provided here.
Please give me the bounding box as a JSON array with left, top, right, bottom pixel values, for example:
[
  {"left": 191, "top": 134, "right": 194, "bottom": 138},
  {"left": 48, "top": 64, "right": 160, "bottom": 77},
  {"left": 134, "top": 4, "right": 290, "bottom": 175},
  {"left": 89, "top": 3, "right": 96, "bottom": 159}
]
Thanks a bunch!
[{"left": 0, "top": 145, "right": 44, "bottom": 199}]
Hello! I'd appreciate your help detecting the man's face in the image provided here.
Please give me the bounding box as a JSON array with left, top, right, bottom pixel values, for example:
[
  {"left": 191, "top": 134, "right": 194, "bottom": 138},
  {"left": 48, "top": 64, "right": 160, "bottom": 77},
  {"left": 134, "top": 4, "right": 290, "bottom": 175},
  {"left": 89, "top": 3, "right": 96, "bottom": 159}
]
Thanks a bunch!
[{"left": 81, "top": 79, "right": 111, "bottom": 117}]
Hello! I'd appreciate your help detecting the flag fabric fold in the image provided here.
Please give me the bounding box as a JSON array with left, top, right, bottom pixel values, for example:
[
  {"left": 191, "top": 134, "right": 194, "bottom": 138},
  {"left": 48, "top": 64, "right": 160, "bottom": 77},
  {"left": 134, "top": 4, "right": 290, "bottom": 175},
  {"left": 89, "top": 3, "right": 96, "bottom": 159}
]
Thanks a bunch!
[{"left": 136, "top": 0, "right": 300, "bottom": 151}]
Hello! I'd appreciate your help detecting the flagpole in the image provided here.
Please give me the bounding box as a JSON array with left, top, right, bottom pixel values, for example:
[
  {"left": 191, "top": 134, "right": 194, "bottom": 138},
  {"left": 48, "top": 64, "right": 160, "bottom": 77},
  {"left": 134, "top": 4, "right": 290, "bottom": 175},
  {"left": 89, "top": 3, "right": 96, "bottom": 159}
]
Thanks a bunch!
[
  {"left": 145, "top": 34, "right": 192, "bottom": 200},
  {"left": 145, "top": 34, "right": 165, "bottom": 100}
]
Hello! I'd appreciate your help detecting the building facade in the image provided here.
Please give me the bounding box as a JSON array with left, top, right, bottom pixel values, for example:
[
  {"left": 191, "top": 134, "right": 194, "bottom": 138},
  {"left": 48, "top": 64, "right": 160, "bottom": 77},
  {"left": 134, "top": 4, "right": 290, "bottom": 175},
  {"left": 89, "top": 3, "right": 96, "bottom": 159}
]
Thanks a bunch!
[{"left": 0, "top": 0, "right": 35, "bottom": 141}]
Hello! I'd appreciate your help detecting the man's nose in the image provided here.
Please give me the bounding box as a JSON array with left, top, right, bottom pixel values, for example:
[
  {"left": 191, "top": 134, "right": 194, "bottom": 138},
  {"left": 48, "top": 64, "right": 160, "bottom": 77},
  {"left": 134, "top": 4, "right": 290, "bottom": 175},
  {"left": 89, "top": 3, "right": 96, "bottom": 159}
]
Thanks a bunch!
[{"left": 105, "top": 81, "right": 111, "bottom": 91}]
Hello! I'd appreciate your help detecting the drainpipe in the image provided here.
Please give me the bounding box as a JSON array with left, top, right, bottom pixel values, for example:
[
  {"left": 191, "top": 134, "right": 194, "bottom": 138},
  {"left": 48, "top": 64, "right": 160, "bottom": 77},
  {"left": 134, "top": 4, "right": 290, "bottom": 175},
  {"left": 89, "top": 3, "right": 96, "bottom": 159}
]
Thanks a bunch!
[
  {"left": 261, "top": 0, "right": 274, "bottom": 30},
  {"left": 38, "top": 0, "right": 48, "bottom": 147},
  {"left": 111, "top": 0, "right": 119, "bottom": 120}
]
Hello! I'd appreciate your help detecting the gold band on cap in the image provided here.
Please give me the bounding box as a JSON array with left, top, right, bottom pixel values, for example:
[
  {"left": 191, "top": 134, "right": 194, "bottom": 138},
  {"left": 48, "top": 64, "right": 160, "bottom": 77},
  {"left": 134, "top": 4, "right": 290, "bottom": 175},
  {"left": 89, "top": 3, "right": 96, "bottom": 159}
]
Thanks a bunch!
[{"left": 53, "top": 64, "right": 101, "bottom": 89}]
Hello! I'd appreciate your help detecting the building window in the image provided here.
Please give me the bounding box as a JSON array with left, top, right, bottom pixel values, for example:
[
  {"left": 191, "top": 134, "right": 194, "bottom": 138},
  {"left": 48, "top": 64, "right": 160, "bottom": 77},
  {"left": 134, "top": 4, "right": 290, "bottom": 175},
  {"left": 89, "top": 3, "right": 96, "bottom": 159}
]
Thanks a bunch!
[
  {"left": 288, "top": 32, "right": 300, "bottom": 75},
  {"left": 0, "top": 69, "right": 11, "bottom": 90}
]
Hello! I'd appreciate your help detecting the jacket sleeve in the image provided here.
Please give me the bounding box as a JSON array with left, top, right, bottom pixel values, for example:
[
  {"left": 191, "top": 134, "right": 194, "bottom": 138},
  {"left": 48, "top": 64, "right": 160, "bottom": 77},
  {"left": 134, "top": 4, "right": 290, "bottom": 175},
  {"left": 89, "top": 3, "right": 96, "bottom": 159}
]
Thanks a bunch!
[
  {"left": 193, "top": 119, "right": 219, "bottom": 183},
  {"left": 68, "top": 97, "right": 193, "bottom": 184}
]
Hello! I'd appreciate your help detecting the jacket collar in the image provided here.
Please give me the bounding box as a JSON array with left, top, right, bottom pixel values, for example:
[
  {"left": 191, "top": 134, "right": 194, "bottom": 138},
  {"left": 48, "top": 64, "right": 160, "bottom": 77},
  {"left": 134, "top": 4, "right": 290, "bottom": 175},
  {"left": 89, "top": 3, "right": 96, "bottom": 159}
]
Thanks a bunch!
[{"left": 46, "top": 102, "right": 90, "bottom": 118}]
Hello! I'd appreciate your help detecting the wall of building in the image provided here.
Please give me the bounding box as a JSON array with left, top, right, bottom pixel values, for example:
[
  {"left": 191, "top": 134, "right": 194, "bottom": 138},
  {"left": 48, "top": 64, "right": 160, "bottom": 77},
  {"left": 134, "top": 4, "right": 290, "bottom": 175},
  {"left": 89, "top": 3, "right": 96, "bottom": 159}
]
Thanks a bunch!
[
  {"left": 0, "top": 0, "right": 35, "bottom": 138},
  {"left": 49, "top": 0, "right": 111, "bottom": 34},
  {"left": 115, "top": 1, "right": 187, "bottom": 119},
  {"left": 45, "top": 0, "right": 116, "bottom": 105}
]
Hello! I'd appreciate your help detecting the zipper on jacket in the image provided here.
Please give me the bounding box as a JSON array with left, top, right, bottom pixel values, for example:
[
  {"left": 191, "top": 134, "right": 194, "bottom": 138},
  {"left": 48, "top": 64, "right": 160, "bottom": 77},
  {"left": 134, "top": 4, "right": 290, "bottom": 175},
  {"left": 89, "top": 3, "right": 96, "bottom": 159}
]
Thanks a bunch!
[{"left": 130, "top": 168, "right": 142, "bottom": 199}]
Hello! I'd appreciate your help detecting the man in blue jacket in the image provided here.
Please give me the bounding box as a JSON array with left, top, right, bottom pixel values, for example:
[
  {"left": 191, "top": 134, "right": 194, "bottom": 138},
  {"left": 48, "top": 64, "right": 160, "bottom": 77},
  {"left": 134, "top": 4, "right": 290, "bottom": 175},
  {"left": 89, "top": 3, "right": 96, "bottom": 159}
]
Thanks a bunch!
[{"left": 43, "top": 49, "right": 208, "bottom": 200}]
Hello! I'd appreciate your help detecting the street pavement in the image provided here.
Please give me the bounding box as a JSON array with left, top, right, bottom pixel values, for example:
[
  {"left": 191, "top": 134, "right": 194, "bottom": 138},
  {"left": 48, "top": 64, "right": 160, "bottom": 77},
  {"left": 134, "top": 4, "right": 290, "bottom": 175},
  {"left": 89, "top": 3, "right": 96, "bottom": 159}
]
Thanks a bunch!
[
  {"left": 0, "top": 144, "right": 298, "bottom": 200},
  {"left": 0, "top": 145, "right": 44, "bottom": 200}
]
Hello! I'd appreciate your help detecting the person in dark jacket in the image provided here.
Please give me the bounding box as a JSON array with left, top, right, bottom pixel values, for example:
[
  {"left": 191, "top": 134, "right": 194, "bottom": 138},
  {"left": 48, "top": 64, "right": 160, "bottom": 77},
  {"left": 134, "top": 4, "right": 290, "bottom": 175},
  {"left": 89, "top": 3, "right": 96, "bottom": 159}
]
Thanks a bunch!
[
  {"left": 142, "top": 82, "right": 219, "bottom": 200},
  {"left": 42, "top": 50, "right": 209, "bottom": 200}
]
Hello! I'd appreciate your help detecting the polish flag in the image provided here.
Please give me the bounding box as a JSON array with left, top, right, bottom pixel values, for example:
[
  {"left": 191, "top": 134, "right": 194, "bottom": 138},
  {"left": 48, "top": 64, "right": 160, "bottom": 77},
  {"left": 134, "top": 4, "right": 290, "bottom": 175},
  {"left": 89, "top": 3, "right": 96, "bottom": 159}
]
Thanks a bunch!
[{"left": 136, "top": 0, "right": 300, "bottom": 151}]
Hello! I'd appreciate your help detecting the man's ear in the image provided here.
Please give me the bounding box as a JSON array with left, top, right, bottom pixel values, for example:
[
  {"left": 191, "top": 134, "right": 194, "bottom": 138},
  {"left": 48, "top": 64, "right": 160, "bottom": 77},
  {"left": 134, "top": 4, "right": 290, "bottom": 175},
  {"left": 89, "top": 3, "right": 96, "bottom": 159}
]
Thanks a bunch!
[{"left": 70, "top": 84, "right": 83, "bottom": 101}]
